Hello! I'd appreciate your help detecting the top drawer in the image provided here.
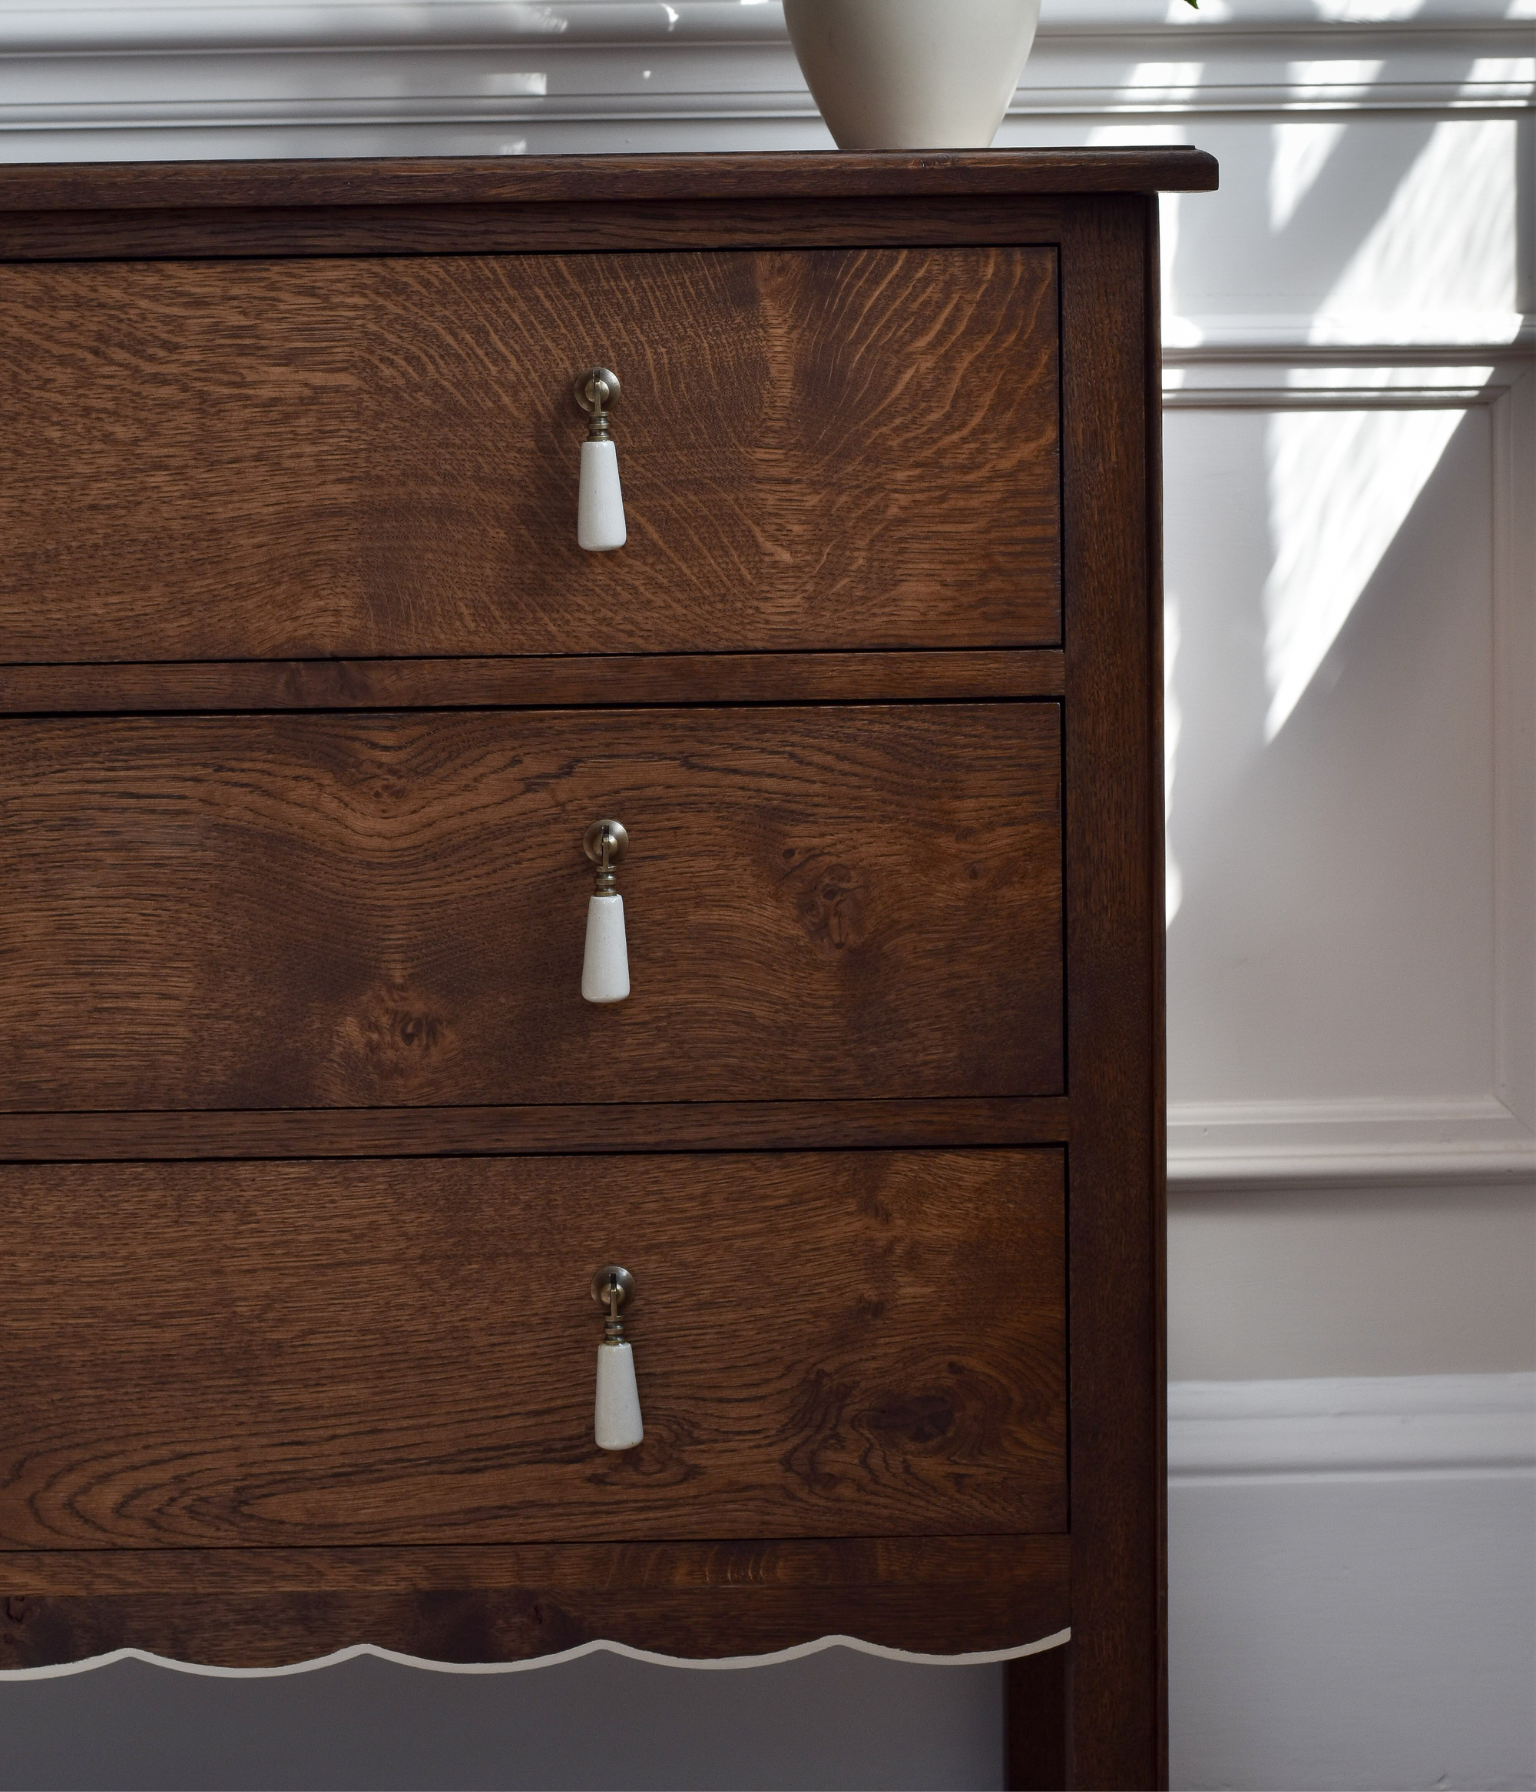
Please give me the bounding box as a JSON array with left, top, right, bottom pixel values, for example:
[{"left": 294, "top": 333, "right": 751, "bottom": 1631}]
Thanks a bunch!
[{"left": 0, "top": 247, "right": 1060, "bottom": 663}]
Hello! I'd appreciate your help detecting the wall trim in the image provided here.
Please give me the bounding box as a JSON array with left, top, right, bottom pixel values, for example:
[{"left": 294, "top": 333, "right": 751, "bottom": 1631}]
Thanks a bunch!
[
  {"left": 1168, "top": 1371, "right": 1536, "bottom": 1477},
  {"left": 1168, "top": 1095, "right": 1536, "bottom": 1187},
  {"left": 1168, "top": 1369, "right": 1536, "bottom": 1792},
  {"left": 0, "top": 0, "right": 1528, "bottom": 158},
  {"left": 1162, "top": 315, "right": 1535, "bottom": 406},
  {"left": 1167, "top": 361, "right": 1535, "bottom": 1189}
]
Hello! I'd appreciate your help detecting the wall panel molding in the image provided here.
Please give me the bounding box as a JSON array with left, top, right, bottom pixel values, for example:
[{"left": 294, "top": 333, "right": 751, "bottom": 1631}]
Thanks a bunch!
[
  {"left": 1168, "top": 1095, "right": 1536, "bottom": 1187},
  {"left": 1168, "top": 1373, "right": 1536, "bottom": 1787},
  {"left": 0, "top": 0, "right": 1528, "bottom": 159},
  {"left": 1167, "top": 361, "right": 1535, "bottom": 1189},
  {"left": 1163, "top": 317, "right": 1535, "bottom": 407},
  {"left": 1168, "top": 1370, "right": 1536, "bottom": 1476}
]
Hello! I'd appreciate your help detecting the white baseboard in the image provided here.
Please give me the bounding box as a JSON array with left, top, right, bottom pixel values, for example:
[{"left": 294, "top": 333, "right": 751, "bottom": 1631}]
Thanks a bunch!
[
  {"left": 1167, "top": 1096, "right": 1536, "bottom": 1188},
  {"left": 1168, "top": 1372, "right": 1536, "bottom": 1792},
  {"left": 1169, "top": 1370, "right": 1536, "bottom": 1476}
]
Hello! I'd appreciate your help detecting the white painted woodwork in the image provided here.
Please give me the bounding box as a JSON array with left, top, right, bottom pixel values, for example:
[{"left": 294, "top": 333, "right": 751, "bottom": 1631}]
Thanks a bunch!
[{"left": 1169, "top": 1373, "right": 1536, "bottom": 1792}]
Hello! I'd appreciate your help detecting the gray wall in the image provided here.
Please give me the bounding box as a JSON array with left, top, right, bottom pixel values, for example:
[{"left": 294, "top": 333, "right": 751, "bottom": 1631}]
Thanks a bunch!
[{"left": 0, "top": 1649, "right": 1005, "bottom": 1792}]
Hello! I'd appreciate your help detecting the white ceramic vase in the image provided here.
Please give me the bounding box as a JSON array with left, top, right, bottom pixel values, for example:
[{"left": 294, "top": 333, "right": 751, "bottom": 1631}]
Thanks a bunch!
[{"left": 783, "top": 0, "right": 1042, "bottom": 151}]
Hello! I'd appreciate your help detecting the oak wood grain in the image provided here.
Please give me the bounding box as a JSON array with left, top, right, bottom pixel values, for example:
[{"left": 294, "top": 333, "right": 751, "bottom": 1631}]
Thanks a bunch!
[
  {"left": 0, "top": 1097, "right": 1071, "bottom": 1163},
  {"left": 0, "top": 704, "right": 1063, "bottom": 1112},
  {"left": 0, "top": 197, "right": 1071, "bottom": 265},
  {"left": 0, "top": 151, "right": 1193, "bottom": 1755},
  {"left": 1056, "top": 195, "right": 1166, "bottom": 1788},
  {"left": 0, "top": 152, "right": 1218, "bottom": 263},
  {"left": 0, "top": 150, "right": 1221, "bottom": 220},
  {"left": 0, "top": 248, "right": 1059, "bottom": 663},
  {"left": 0, "top": 1536, "right": 1070, "bottom": 1596},
  {"left": 0, "top": 651, "right": 1066, "bottom": 716},
  {"left": 1008, "top": 1640, "right": 1071, "bottom": 1790},
  {"left": 0, "top": 1150, "right": 1066, "bottom": 1550},
  {"left": 0, "top": 1538, "right": 1071, "bottom": 1668},
  {"left": 1145, "top": 189, "right": 1172, "bottom": 1792}
]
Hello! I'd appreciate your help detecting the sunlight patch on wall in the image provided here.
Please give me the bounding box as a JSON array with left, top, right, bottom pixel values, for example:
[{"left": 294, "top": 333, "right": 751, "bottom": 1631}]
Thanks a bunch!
[
  {"left": 1286, "top": 59, "right": 1384, "bottom": 108},
  {"left": 1263, "top": 400, "right": 1466, "bottom": 739},
  {"left": 1316, "top": 0, "right": 1424, "bottom": 19},
  {"left": 1313, "top": 118, "right": 1520, "bottom": 342},
  {"left": 1261, "top": 117, "right": 1517, "bottom": 739},
  {"left": 1161, "top": 187, "right": 1185, "bottom": 325},
  {"left": 1270, "top": 121, "right": 1348, "bottom": 231},
  {"left": 1165, "top": 595, "right": 1184, "bottom": 927},
  {"left": 1086, "top": 120, "right": 1190, "bottom": 145}
]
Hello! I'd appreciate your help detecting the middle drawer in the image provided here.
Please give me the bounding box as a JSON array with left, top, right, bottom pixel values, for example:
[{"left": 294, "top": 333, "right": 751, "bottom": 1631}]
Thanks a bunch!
[{"left": 0, "top": 702, "right": 1062, "bottom": 1111}]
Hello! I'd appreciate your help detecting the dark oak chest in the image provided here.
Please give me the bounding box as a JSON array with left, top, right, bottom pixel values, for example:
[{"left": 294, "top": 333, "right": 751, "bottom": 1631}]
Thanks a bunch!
[{"left": 0, "top": 147, "right": 1216, "bottom": 1789}]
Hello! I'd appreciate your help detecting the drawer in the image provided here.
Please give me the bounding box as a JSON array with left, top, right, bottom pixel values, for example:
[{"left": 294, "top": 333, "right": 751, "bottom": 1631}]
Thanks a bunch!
[
  {"left": 0, "top": 247, "right": 1060, "bottom": 662},
  {"left": 0, "top": 702, "right": 1062, "bottom": 1111},
  {"left": 0, "top": 1149, "right": 1067, "bottom": 1548}
]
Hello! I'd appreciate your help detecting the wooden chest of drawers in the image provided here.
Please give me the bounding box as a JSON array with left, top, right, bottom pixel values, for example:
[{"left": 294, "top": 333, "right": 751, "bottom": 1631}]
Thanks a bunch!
[{"left": 0, "top": 148, "right": 1216, "bottom": 1789}]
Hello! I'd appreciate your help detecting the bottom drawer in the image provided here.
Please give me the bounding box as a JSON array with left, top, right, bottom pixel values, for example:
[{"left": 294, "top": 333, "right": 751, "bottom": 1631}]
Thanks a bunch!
[{"left": 0, "top": 1149, "right": 1066, "bottom": 1549}]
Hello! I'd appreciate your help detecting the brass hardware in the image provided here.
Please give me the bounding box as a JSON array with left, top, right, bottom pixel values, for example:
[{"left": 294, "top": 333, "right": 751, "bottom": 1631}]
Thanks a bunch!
[
  {"left": 583, "top": 818, "right": 628, "bottom": 896},
  {"left": 591, "top": 1264, "right": 635, "bottom": 1344},
  {"left": 574, "top": 367, "right": 621, "bottom": 442}
]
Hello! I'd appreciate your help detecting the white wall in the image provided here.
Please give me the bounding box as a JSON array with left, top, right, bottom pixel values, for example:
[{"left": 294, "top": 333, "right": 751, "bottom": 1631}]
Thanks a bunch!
[
  {"left": 1, "top": 4, "right": 1531, "bottom": 1786},
  {"left": 1170, "top": 1374, "right": 1536, "bottom": 1792}
]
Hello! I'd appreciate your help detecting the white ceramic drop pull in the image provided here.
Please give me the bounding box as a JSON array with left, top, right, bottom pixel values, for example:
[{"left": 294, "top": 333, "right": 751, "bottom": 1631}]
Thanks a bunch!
[
  {"left": 581, "top": 819, "right": 630, "bottom": 1004},
  {"left": 575, "top": 367, "right": 627, "bottom": 552},
  {"left": 591, "top": 1265, "right": 644, "bottom": 1451}
]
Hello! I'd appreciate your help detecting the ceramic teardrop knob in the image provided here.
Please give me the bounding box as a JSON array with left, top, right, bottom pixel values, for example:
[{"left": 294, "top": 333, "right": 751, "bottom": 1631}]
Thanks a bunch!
[
  {"left": 581, "top": 892, "right": 630, "bottom": 1004},
  {"left": 594, "top": 1337, "right": 644, "bottom": 1451},
  {"left": 578, "top": 438, "right": 627, "bottom": 552},
  {"left": 575, "top": 367, "right": 627, "bottom": 552},
  {"left": 581, "top": 819, "right": 630, "bottom": 1004},
  {"left": 592, "top": 1264, "right": 643, "bottom": 1452}
]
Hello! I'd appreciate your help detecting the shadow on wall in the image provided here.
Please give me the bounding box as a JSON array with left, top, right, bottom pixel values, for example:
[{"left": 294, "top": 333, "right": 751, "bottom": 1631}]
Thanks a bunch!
[{"left": 0, "top": 1646, "right": 1006, "bottom": 1792}]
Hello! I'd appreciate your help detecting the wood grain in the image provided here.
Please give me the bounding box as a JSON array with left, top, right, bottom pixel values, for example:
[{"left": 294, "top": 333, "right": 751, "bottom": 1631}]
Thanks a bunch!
[
  {"left": 0, "top": 1098, "right": 1071, "bottom": 1163},
  {"left": 0, "top": 703, "right": 1063, "bottom": 1112},
  {"left": 0, "top": 200, "right": 1079, "bottom": 265},
  {"left": 0, "top": 1537, "right": 1072, "bottom": 1669},
  {"left": 0, "top": 150, "right": 1221, "bottom": 219},
  {"left": 0, "top": 151, "right": 1194, "bottom": 1752},
  {"left": 0, "top": 248, "right": 1059, "bottom": 663},
  {"left": 1145, "top": 187, "right": 1172, "bottom": 1792},
  {"left": 0, "top": 1150, "right": 1066, "bottom": 1550},
  {"left": 1056, "top": 195, "right": 1166, "bottom": 1788},
  {"left": 0, "top": 152, "right": 1217, "bottom": 263},
  {"left": 1008, "top": 1640, "right": 1071, "bottom": 1790},
  {"left": 0, "top": 651, "right": 1066, "bottom": 716}
]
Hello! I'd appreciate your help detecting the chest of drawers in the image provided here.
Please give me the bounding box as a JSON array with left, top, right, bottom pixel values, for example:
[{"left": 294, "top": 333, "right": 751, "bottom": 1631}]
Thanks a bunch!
[{"left": 0, "top": 148, "right": 1216, "bottom": 1788}]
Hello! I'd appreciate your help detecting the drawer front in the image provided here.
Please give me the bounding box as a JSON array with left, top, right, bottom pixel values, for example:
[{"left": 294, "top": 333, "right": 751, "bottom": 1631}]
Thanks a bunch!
[
  {"left": 0, "top": 703, "right": 1062, "bottom": 1111},
  {"left": 0, "top": 1150, "right": 1067, "bottom": 1548},
  {"left": 0, "top": 248, "right": 1060, "bottom": 662}
]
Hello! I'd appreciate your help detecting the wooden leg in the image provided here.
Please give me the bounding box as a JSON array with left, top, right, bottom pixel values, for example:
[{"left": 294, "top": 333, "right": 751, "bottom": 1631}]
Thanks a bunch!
[{"left": 1006, "top": 1643, "right": 1070, "bottom": 1790}]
